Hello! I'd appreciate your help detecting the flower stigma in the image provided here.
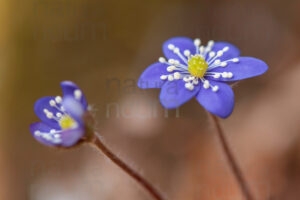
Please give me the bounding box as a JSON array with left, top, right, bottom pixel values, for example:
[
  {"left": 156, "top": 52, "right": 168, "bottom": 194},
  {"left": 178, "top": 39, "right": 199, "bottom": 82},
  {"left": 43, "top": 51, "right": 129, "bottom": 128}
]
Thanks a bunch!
[
  {"left": 188, "top": 55, "right": 208, "bottom": 78},
  {"left": 59, "top": 115, "right": 77, "bottom": 129}
]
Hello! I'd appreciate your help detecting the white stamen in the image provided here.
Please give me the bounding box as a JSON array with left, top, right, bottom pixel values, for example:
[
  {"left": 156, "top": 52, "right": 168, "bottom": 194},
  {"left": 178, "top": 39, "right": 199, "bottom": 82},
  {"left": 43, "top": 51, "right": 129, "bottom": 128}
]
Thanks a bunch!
[
  {"left": 173, "top": 48, "right": 180, "bottom": 54},
  {"left": 184, "top": 50, "right": 190, "bottom": 56},
  {"left": 46, "top": 112, "right": 53, "bottom": 119},
  {"left": 209, "top": 52, "right": 215, "bottom": 58},
  {"left": 214, "top": 59, "right": 221, "bottom": 65},
  {"left": 43, "top": 134, "right": 52, "bottom": 141},
  {"left": 55, "top": 96, "right": 62, "bottom": 104},
  {"left": 54, "top": 134, "right": 60, "bottom": 139},
  {"left": 193, "top": 79, "right": 199, "bottom": 85},
  {"left": 199, "top": 46, "right": 205, "bottom": 54},
  {"left": 167, "top": 66, "right": 175, "bottom": 72},
  {"left": 50, "top": 129, "right": 56, "bottom": 134},
  {"left": 227, "top": 72, "right": 233, "bottom": 78},
  {"left": 213, "top": 74, "right": 221, "bottom": 78},
  {"left": 74, "top": 89, "right": 82, "bottom": 100},
  {"left": 168, "top": 75, "right": 174, "bottom": 81},
  {"left": 159, "top": 57, "right": 166, "bottom": 63},
  {"left": 168, "top": 59, "right": 175, "bottom": 64},
  {"left": 222, "top": 72, "right": 228, "bottom": 78},
  {"left": 174, "top": 60, "right": 180, "bottom": 65},
  {"left": 168, "top": 44, "right": 175, "bottom": 50},
  {"left": 220, "top": 62, "right": 227, "bottom": 67},
  {"left": 232, "top": 58, "right": 239, "bottom": 63},
  {"left": 217, "top": 51, "right": 223, "bottom": 57},
  {"left": 223, "top": 46, "right": 229, "bottom": 52},
  {"left": 60, "top": 106, "right": 65, "bottom": 112},
  {"left": 183, "top": 76, "right": 190, "bottom": 82},
  {"left": 174, "top": 72, "right": 181, "bottom": 80},
  {"left": 43, "top": 109, "right": 49, "bottom": 114},
  {"left": 49, "top": 100, "right": 56, "bottom": 106},
  {"left": 194, "top": 38, "right": 201, "bottom": 46},
  {"left": 203, "top": 80, "right": 210, "bottom": 89},
  {"left": 208, "top": 40, "right": 214, "bottom": 47},
  {"left": 160, "top": 75, "right": 167, "bottom": 80},
  {"left": 185, "top": 82, "right": 194, "bottom": 90},
  {"left": 212, "top": 86, "right": 219, "bottom": 92},
  {"left": 56, "top": 112, "right": 62, "bottom": 118},
  {"left": 34, "top": 131, "right": 41, "bottom": 136}
]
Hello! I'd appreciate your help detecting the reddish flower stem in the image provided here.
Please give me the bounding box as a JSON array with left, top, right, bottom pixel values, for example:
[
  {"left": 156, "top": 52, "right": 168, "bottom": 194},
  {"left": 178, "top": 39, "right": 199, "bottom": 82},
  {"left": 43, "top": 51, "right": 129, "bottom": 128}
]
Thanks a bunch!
[
  {"left": 207, "top": 113, "right": 255, "bottom": 200},
  {"left": 90, "top": 134, "right": 165, "bottom": 200}
]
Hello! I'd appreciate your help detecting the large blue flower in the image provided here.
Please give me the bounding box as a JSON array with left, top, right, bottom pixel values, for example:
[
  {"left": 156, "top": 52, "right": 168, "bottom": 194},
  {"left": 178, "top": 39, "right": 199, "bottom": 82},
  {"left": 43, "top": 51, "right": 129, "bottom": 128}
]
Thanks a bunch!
[
  {"left": 30, "top": 81, "right": 88, "bottom": 147},
  {"left": 138, "top": 37, "right": 268, "bottom": 118}
]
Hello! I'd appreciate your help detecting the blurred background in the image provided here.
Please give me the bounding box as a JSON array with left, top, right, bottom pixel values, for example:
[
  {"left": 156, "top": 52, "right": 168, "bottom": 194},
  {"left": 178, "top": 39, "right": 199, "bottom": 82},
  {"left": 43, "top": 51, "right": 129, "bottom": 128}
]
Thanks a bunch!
[{"left": 1, "top": 0, "right": 300, "bottom": 199}]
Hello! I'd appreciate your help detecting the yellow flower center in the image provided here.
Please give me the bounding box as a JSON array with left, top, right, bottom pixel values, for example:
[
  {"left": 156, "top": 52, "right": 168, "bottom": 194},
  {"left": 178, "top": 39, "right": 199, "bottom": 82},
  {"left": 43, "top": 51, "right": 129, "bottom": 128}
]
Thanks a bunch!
[
  {"left": 188, "top": 55, "right": 208, "bottom": 78},
  {"left": 59, "top": 115, "right": 77, "bottom": 129}
]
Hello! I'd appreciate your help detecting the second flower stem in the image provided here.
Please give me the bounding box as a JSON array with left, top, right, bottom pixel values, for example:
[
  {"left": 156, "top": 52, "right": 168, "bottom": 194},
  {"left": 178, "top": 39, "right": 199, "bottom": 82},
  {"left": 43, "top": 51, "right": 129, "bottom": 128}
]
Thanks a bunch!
[
  {"left": 90, "top": 134, "right": 165, "bottom": 200},
  {"left": 207, "top": 113, "right": 255, "bottom": 200}
]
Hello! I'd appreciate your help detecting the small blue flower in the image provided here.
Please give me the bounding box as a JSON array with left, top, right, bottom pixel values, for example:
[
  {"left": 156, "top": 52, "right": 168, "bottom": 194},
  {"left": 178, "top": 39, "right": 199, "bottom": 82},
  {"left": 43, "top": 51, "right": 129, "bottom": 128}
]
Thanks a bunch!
[
  {"left": 30, "top": 81, "right": 88, "bottom": 147},
  {"left": 138, "top": 37, "right": 268, "bottom": 118}
]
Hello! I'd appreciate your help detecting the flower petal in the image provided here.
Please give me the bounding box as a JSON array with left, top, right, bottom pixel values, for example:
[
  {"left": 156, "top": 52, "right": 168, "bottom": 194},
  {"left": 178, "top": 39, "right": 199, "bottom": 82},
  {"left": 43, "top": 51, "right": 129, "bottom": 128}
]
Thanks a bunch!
[
  {"left": 159, "top": 80, "right": 200, "bottom": 109},
  {"left": 34, "top": 97, "right": 61, "bottom": 130},
  {"left": 62, "top": 96, "right": 85, "bottom": 122},
  {"left": 196, "top": 81, "right": 234, "bottom": 118},
  {"left": 59, "top": 127, "right": 85, "bottom": 147},
  {"left": 208, "top": 57, "right": 268, "bottom": 82},
  {"left": 30, "top": 122, "right": 60, "bottom": 146},
  {"left": 209, "top": 42, "right": 240, "bottom": 61},
  {"left": 61, "top": 81, "right": 88, "bottom": 109},
  {"left": 138, "top": 62, "right": 168, "bottom": 89},
  {"left": 163, "top": 37, "right": 195, "bottom": 62}
]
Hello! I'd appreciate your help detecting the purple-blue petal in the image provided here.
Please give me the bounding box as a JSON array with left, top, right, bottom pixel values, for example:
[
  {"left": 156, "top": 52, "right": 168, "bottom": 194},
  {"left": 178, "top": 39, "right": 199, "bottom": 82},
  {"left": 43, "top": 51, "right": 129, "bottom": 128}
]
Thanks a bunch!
[
  {"left": 207, "top": 57, "right": 269, "bottom": 82},
  {"left": 30, "top": 122, "right": 58, "bottom": 146},
  {"left": 209, "top": 42, "right": 240, "bottom": 61},
  {"left": 138, "top": 62, "right": 168, "bottom": 89},
  {"left": 61, "top": 81, "right": 88, "bottom": 109},
  {"left": 34, "top": 97, "right": 61, "bottom": 130},
  {"left": 162, "top": 37, "right": 195, "bottom": 61},
  {"left": 159, "top": 80, "right": 200, "bottom": 109},
  {"left": 196, "top": 81, "right": 234, "bottom": 118},
  {"left": 59, "top": 127, "right": 85, "bottom": 147},
  {"left": 62, "top": 96, "right": 85, "bottom": 123}
]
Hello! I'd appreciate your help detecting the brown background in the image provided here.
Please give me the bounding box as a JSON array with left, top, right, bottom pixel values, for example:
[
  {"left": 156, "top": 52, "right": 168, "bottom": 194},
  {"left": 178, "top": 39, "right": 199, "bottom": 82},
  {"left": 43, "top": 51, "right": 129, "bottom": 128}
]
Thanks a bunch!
[{"left": 1, "top": 0, "right": 300, "bottom": 199}]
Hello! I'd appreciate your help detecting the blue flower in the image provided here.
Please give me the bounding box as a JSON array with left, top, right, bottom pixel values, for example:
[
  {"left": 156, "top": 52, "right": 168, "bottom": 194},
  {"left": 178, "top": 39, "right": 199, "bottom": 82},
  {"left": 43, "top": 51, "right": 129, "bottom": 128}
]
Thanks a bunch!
[
  {"left": 138, "top": 37, "right": 268, "bottom": 118},
  {"left": 30, "top": 81, "right": 89, "bottom": 147}
]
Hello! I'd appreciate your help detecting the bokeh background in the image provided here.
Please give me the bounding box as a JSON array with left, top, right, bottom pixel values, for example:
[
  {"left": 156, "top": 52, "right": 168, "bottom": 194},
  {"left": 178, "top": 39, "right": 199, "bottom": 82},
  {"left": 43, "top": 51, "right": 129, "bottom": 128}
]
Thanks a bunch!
[{"left": 1, "top": 0, "right": 300, "bottom": 199}]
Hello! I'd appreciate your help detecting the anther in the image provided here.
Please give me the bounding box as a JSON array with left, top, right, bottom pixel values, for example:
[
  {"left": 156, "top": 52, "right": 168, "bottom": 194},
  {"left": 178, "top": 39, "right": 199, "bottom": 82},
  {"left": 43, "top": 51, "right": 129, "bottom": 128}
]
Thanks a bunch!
[
  {"left": 232, "top": 58, "right": 239, "bottom": 63},
  {"left": 168, "top": 75, "right": 174, "bottom": 81},
  {"left": 223, "top": 46, "right": 229, "bottom": 52},
  {"left": 167, "top": 66, "right": 175, "bottom": 72},
  {"left": 168, "top": 44, "right": 175, "bottom": 50},
  {"left": 50, "top": 129, "right": 56, "bottom": 134},
  {"left": 34, "top": 131, "right": 41, "bottom": 136},
  {"left": 217, "top": 51, "right": 223, "bottom": 57},
  {"left": 214, "top": 60, "right": 221, "bottom": 65},
  {"left": 209, "top": 52, "right": 216, "bottom": 58},
  {"left": 184, "top": 50, "right": 190, "bottom": 56},
  {"left": 220, "top": 62, "right": 227, "bottom": 67},
  {"left": 173, "top": 48, "right": 180, "bottom": 54},
  {"left": 49, "top": 100, "right": 56, "bottom": 106},
  {"left": 185, "top": 82, "right": 194, "bottom": 90},
  {"left": 222, "top": 72, "right": 228, "bottom": 78},
  {"left": 193, "top": 79, "right": 199, "bottom": 85},
  {"left": 213, "top": 74, "right": 221, "bottom": 78},
  {"left": 174, "top": 72, "right": 181, "bottom": 80},
  {"left": 56, "top": 112, "right": 62, "bottom": 118},
  {"left": 194, "top": 38, "right": 201, "bottom": 46},
  {"left": 208, "top": 40, "right": 214, "bottom": 47},
  {"left": 74, "top": 89, "right": 82, "bottom": 100},
  {"left": 227, "top": 72, "right": 233, "bottom": 78},
  {"left": 168, "top": 59, "right": 175, "bottom": 64},
  {"left": 159, "top": 57, "right": 166, "bottom": 63},
  {"left": 55, "top": 96, "right": 62, "bottom": 104},
  {"left": 160, "top": 75, "right": 167, "bottom": 80},
  {"left": 203, "top": 80, "right": 210, "bottom": 89},
  {"left": 46, "top": 112, "right": 54, "bottom": 119},
  {"left": 212, "top": 86, "right": 219, "bottom": 92}
]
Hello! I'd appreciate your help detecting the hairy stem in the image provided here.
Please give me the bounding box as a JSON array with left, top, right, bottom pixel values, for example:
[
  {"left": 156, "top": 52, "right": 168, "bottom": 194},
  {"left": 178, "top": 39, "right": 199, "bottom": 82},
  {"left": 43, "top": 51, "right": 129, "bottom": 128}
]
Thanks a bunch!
[
  {"left": 90, "top": 134, "right": 165, "bottom": 200},
  {"left": 207, "top": 113, "right": 255, "bottom": 200}
]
